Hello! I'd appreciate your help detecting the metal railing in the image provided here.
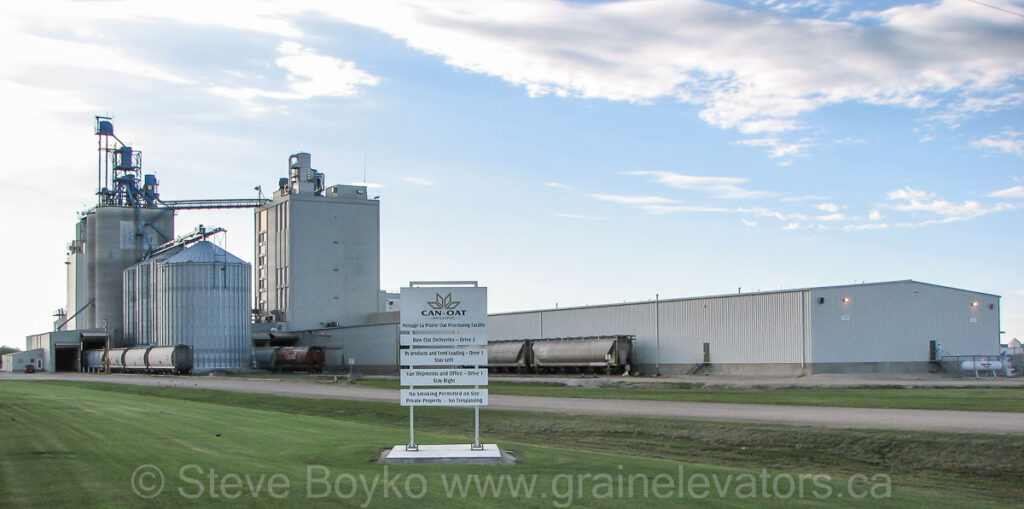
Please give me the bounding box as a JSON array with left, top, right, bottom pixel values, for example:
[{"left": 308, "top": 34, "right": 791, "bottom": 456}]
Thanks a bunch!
[
  {"left": 938, "top": 354, "right": 1020, "bottom": 378},
  {"left": 160, "top": 198, "right": 270, "bottom": 209}
]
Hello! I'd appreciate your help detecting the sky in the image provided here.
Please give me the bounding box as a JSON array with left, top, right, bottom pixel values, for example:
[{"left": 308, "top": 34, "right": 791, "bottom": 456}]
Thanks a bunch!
[{"left": 1, "top": 0, "right": 1022, "bottom": 350}]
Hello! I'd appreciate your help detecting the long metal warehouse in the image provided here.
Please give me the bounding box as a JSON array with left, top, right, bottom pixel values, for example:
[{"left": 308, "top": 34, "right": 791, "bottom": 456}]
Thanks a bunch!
[{"left": 488, "top": 280, "right": 1000, "bottom": 375}]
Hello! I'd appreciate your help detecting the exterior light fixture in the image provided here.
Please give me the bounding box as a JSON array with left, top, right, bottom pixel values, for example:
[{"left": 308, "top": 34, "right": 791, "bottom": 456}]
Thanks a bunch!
[
  {"left": 842, "top": 297, "right": 851, "bottom": 303},
  {"left": 971, "top": 301, "right": 979, "bottom": 308}
]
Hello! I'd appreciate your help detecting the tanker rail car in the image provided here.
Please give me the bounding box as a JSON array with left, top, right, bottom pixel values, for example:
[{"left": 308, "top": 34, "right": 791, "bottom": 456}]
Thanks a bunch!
[
  {"left": 83, "top": 345, "right": 193, "bottom": 374},
  {"left": 487, "top": 335, "right": 634, "bottom": 374},
  {"left": 253, "top": 346, "right": 326, "bottom": 373}
]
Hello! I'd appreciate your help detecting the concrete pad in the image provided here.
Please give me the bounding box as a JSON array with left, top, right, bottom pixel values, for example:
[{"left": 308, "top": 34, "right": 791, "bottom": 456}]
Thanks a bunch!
[{"left": 384, "top": 444, "right": 503, "bottom": 464}]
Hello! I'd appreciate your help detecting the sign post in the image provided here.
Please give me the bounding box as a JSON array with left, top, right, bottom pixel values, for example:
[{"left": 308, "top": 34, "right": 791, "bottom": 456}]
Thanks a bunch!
[{"left": 397, "top": 281, "right": 489, "bottom": 454}]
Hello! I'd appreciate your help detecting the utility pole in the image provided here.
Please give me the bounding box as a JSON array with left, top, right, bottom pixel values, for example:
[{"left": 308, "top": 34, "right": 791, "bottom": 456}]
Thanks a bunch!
[{"left": 103, "top": 320, "right": 110, "bottom": 374}]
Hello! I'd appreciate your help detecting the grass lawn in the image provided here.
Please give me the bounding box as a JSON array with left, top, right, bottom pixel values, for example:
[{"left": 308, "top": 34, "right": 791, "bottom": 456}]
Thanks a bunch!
[
  {"left": 352, "top": 379, "right": 1024, "bottom": 412},
  {"left": 1, "top": 381, "right": 1021, "bottom": 507}
]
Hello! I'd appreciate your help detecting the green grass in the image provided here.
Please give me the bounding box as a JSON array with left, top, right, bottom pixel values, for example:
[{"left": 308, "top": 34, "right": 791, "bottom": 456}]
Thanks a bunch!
[
  {"left": 1, "top": 381, "right": 1022, "bottom": 507},
  {"left": 353, "top": 379, "right": 1024, "bottom": 412}
]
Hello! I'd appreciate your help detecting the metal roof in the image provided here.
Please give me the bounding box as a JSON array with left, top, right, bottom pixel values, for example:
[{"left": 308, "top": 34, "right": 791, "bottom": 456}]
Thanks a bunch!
[
  {"left": 162, "top": 241, "right": 246, "bottom": 265},
  {"left": 489, "top": 279, "right": 1000, "bottom": 317}
]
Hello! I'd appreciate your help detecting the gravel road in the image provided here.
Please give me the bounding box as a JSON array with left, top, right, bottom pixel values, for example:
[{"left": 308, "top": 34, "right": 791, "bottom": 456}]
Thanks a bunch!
[{"left": 4, "top": 372, "right": 1022, "bottom": 434}]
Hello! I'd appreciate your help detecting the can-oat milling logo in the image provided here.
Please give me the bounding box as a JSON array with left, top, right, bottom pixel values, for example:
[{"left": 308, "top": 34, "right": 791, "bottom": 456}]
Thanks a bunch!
[{"left": 422, "top": 293, "right": 466, "bottom": 316}]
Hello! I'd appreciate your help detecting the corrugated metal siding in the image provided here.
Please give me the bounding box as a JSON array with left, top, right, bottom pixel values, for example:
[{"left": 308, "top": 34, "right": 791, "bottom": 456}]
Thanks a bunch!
[
  {"left": 123, "top": 265, "right": 138, "bottom": 343},
  {"left": 538, "top": 303, "right": 658, "bottom": 364},
  {"left": 802, "top": 291, "right": 813, "bottom": 366},
  {"left": 656, "top": 292, "right": 804, "bottom": 364},
  {"left": 123, "top": 250, "right": 179, "bottom": 347},
  {"left": 156, "top": 258, "right": 252, "bottom": 370},
  {"left": 809, "top": 281, "right": 1000, "bottom": 362},
  {"left": 488, "top": 312, "right": 542, "bottom": 340},
  {"left": 308, "top": 323, "right": 399, "bottom": 370},
  {"left": 490, "top": 291, "right": 805, "bottom": 365}
]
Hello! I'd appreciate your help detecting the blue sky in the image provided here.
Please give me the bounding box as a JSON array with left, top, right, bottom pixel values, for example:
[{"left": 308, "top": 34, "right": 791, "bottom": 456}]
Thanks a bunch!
[{"left": 2, "top": 0, "right": 1022, "bottom": 349}]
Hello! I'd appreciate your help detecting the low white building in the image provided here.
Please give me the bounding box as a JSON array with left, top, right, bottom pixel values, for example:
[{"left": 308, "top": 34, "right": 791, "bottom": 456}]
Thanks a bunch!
[
  {"left": 1, "top": 349, "right": 45, "bottom": 373},
  {"left": 489, "top": 280, "right": 1000, "bottom": 375}
]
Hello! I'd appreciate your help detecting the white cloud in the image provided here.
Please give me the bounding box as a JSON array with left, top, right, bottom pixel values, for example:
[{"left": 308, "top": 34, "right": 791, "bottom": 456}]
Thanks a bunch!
[
  {"left": 588, "top": 194, "right": 680, "bottom": 206},
  {"left": 869, "top": 210, "right": 885, "bottom": 221},
  {"left": 403, "top": 177, "right": 434, "bottom": 186},
  {"left": 886, "top": 186, "right": 1017, "bottom": 225},
  {"left": 210, "top": 42, "right": 379, "bottom": 111},
  {"left": 307, "top": 0, "right": 1024, "bottom": 135},
  {"left": 741, "top": 218, "right": 757, "bottom": 227},
  {"left": 781, "top": 222, "right": 802, "bottom": 230},
  {"left": 639, "top": 204, "right": 731, "bottom": 215},
  {"left": 278, "top": 41, "right": 380, "bottom": 96},
  {"left": 973, "top": 130, "right": 1024, "bottom": 155},
  {"left": 0, "top": 21, "right": 194, "bottom": 85},
  {"left": 588, "top": 192, "right": 789, "bottom": 220},
  {"left": 555, "top": 213, "right": 602, "bottom": 220},
  {"left": 918, "top": 135, "right": 935, "bottom": 143},
  {"left": 956, "top": 92, "right": 1024, "bottom": 114},
  {"left": 2, "top": 2, "right": 302, "bottom": 41},
  {"left": 887, "top": 187, "right": 933, "bottom": 202},
  {"left": 734, "top": 137, "right": 812, "bottom": 158},
  {"left": 780, "top": 195, "right": 829, "bottom": 202},
  {"left": 623, "top": 171, "right": 774, "bottom": 199},
  {"left": 816, "top": 213, "right": 846, "bottom": 222},
  {"left": 643, "top": 204, "right": 788, "bottom": 220},
  {"left": 546, "top": 182, "right": 571, "bottom": 190},
  {"left": 8, "top": 1, "right": 1022, "bottom": 136},
  {"left": 814, "top": 202, "right": 841, "bottom": 212},
  {"left": 843, "top": 223, "right": 889, "bottom": 231},
  {"left": 737, "top": 118, "right": 802, "bottom": 134},
  {"left": 0, "top": 80, "right": 100, "bottom": 181},
  {"left": 988, "top": 185, "right": 1024, "bottom": 198}
]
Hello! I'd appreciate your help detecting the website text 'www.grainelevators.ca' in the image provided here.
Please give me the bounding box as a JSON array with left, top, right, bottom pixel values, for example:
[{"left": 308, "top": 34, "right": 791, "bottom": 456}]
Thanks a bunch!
[{"left": 132, "top": 463, "right": 893, "bottom": 507}]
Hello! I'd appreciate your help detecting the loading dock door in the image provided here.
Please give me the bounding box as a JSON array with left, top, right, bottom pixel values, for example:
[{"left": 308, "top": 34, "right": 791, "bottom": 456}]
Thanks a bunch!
[{"left": 54, "top": 346, "right": 79, "bottom": 372}]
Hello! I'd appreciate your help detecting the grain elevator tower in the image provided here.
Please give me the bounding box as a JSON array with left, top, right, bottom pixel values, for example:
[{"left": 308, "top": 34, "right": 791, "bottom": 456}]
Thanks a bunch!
[
  {"left": 254, "top": 153, "right": 381, "bottom": 330},
  {"left": 61, "top": 117, "right": 174, "bottom": 344}
]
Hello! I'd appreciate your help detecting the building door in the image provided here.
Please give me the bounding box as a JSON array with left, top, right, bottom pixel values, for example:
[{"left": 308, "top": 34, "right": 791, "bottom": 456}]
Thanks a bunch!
[{"left": 54, "top": 347, "right": 79, "bottom": 372}]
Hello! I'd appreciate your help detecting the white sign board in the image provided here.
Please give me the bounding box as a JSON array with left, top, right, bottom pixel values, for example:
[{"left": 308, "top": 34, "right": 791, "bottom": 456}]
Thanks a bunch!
[
  {"left": 401, "top": 332, "right": 488, "bottom": 347},
  {"left": 400, "top": 287, "right": 487, "bottom": 338},
  {"left": 400, "top": 347, "right": 487, "bottom": 367},
  {"left": 401, "top": 389, "right": 488, "bottom": 406},
  {"left": 401, "top": 368, "right": 488, "bottom": 386}
]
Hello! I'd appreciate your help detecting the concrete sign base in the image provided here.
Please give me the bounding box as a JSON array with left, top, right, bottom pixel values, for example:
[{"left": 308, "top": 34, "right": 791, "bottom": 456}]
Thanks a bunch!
[{"left": 383, "top": 444, "right": 502, "bottom": 464}]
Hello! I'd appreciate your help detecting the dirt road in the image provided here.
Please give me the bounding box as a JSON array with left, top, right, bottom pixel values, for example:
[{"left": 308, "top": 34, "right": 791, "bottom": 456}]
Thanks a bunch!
[{"left": 4, "top": 372, "right": 1022, "bottom": 434}]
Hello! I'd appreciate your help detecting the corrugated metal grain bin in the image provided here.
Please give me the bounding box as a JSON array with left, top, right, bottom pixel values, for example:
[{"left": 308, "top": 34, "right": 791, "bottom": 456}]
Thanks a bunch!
[
  {"left": 155, "top": 241, "right": 251, "bottom": 370},
  {"left": 123, "top": 264, "right": 139, "bottom": 343},
  {"left": 124, "top": 249, "right": 180, "bottom": 346}
]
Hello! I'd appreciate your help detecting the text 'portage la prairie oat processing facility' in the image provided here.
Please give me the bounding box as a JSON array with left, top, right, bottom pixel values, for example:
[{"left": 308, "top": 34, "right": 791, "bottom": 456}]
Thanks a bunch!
[{"left": 7, "top": 117, "right": 1007, "bottom": 377}]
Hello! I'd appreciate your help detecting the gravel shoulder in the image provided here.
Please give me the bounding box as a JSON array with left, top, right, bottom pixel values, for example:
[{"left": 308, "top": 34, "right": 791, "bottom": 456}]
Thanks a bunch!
[{"left": 4, "top": 372, "right": 1023, "bottom": 434}]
